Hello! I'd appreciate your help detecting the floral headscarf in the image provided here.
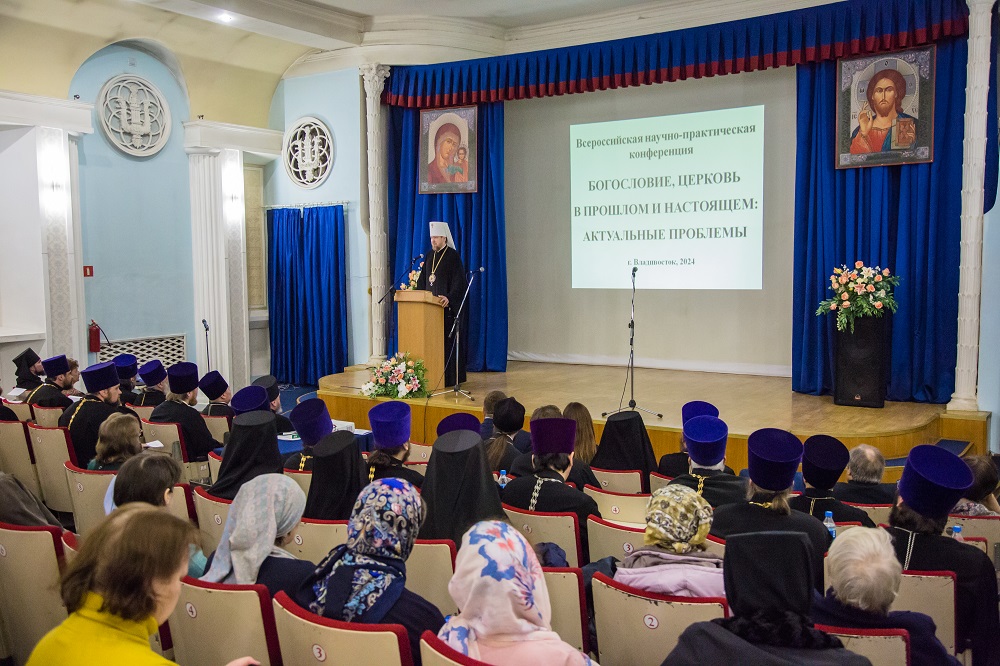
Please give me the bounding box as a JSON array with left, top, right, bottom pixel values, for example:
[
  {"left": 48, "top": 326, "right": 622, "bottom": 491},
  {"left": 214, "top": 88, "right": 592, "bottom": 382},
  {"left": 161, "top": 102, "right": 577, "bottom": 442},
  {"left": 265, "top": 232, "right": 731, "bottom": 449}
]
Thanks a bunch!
[
  {"left": 307, "top": 478, "right": 424, "bottom": 623},
  {"left": 644, "top": 484, "right": 714, "bottom": 554},
  {"left": 201, "top": 474, "right": 305, "bottom": 585},
  {"left": 439, "top": 521, "right": 592, "bottom": 664}
]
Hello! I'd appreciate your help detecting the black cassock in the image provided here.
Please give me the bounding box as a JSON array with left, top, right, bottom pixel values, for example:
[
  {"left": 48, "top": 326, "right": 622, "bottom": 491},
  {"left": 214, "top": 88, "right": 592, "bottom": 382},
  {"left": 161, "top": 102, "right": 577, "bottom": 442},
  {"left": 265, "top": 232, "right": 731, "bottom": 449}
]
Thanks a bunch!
[{"left": 415, "top": 246, "right": 468, "bottom": 387}]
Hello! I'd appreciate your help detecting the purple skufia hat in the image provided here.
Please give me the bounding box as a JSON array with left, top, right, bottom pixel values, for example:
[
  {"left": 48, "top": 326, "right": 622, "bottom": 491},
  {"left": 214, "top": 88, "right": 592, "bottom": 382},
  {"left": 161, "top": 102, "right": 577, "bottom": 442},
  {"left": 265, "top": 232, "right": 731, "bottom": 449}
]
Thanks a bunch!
[
  {"left": 137, "top": 360, "right": 166, "bottom": 387},
  {"left": 289, "top": 398, "right": 333, "bottom": 447},
  {"left": 41, "top": 355, "right": 70, "bottom": 378},
  {"left": 530, "top": 417, "right": 577, "bottom": 455},
  {"left": 369, "top": 401, "right": 411, "bottom": 449},
  {"left": 898, "top": 445, "right": 974, "bottom": 519},
  {"left": 81, "top": 361, "right": 119, "bottom": 393},
  {"left": 681, "top": 400, "right": 719, "bottom": 425},
  {"left": 801, "top": 435, "right": 849, "bottom": 490},
  {"left": 747, "top": 428, "right": 803, "bottom": 492},
  {"left": 166, "top": 362, "right": 199, "bottom": 394},
  {"left": 231, "top": 385, "right": 270, "bottom": 415},
  {"left": 683, "top": 415, "right": 729, "bottom": 466},
  {"left": 198, "top": 370, "right": 229, "bottom": 401},
  {"left": 436, "top": 412, "right": 481, "bottom": 436}
]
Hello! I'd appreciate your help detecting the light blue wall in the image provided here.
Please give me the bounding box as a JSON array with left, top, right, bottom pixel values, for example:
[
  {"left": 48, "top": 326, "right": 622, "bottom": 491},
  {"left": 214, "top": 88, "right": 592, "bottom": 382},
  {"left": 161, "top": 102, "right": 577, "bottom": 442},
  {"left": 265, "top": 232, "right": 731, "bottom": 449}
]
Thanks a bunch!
[
  {"left": 70, "top": 45, "right": 195, "bottom": 362},
  {"left": 265, "top": 67, "right": 368, "bottom": 365},
  {"left": 979, "top": 165, "right": 1000, "bottom": 453}
]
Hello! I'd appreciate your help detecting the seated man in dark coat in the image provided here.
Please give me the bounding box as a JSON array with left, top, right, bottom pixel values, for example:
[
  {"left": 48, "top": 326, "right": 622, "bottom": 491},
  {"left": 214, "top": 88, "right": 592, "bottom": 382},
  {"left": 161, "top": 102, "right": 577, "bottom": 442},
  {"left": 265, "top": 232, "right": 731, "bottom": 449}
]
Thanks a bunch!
[
  {"left": 12, "top": 347, "right": 43, "bottom": 391},
  {"left": 790, "top": 435, "right": 875, "bottom": 527},
  {"left": 134, "top": 359, "right": 168, "bottom": 407},
  {"left": 710, "top": 428, "right": 830, "bottom": 591},
  {"left": 502, "top": 417, "right": 601, "bottom": 559},
  {"left": 885, "top": 445, "right": 999, "bottom": 666},
  {"left": 811, "top": 526, "right": 959, "bottom": 666},
  {"left": 832, "top": 444, "right": 897, "bottom": 504},
  {"left": 23, "top": 354, "right": 74, "bottom": 409},
  {"left": 663, "top": 531, "right": 870, "bottom": 666},
  {"left": 253, "top": 374, "right": 294, "bottom": 433},
  {"left": 199, "top": 370, "right": 234, "bottom": 422},
  {"left": 668, "top": 415, "right": 746, "bottom": 508},
  {"left": 113, "top": 354, "right": 140, "bottom": 407},
  {"left": 658, "top": 401, "right": 735, "bottom": 478},
  {"left": 366, "top": 401, "right": 424, "bottom": 488},
  {"left": 149, "top": 361, "right": 221, "bottom": 462},
  {"left": 285, "top": 397, "right": 332, "bottom": 472},
  {"left": 58, "top": 361, "right": 139, "bottom": 465}
]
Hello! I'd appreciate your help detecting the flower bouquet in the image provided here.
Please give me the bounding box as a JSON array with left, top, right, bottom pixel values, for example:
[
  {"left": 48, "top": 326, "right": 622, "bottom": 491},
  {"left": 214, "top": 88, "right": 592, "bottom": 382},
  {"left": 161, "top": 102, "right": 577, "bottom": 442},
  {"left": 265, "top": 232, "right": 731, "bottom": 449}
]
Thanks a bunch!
[
  {"left": 816, "top": 261, "right": 900, "bottom": 333},
  {"left": 361, "top": 353, "right": 428, "bottom": 399},
  {"left": 399, "top": 261, "right": 423, "bottom": 291}
]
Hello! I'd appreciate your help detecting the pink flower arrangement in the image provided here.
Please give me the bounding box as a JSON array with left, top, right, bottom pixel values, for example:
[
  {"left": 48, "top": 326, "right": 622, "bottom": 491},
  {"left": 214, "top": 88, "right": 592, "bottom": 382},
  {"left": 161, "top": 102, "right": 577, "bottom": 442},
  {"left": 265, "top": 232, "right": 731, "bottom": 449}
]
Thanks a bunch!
[
  {"left": 399, "top": 262, "right": 425, "bottom": 291},
  {"left": 817, "top": 262, "right": 900, "bottom": 332},
  {"left": 361, "top": 352, "right": 429, "bottom": 399}
]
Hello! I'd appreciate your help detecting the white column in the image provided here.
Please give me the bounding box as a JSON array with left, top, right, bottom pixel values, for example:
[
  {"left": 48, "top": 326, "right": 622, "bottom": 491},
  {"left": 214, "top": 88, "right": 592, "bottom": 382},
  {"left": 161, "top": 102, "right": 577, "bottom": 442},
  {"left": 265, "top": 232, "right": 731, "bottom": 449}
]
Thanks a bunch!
[
  {"left": 188, "top": 148, "right": 233, "bottom": 382},
  {"left": 221, "top": 149, "right": 250, "bottom": 389},
  {"left": 360, "top": 63, "right": 391, "bottom": 363},
  {"left": 949, "top": 0, "right": 997, "bottom": 411}
]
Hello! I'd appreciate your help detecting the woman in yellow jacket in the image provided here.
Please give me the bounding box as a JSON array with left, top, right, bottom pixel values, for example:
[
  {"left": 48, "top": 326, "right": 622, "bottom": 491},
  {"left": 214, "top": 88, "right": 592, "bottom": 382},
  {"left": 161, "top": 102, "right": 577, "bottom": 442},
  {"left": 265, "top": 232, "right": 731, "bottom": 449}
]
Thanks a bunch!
[{"left": 28, "top": 504, "right": 258, "bottom": 665}]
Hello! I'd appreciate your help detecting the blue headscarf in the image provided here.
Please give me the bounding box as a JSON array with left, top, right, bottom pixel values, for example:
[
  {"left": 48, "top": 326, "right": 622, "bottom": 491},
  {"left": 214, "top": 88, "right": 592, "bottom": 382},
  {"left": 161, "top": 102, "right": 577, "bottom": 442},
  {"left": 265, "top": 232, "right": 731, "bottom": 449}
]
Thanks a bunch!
[{"left": 306, "top": 478, "right": 424, "bottom": 623}]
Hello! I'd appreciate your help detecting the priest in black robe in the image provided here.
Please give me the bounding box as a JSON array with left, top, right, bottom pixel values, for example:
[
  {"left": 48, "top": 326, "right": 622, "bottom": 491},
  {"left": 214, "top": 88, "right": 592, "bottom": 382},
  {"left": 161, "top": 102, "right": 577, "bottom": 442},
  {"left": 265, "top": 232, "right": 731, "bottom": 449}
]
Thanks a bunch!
[
  {"left": 149, "top": 362, "right": 221, "bottom": 462},
  {"left": 113, "top": 353, "right": 140, "bottom": 407},
  {"left": 788, "top": 435, "right": 875, "bottom": 526},
  {"left": 12, "top": 347, "right": 43, "bottom": 391},
  {"left": 23, "top": 355, "right": 74, "bottom": 410},
  {"left": 667, "top": 415, "right": 746, "bottom": 508},
  {"left": 415, "top": 221, "right": 468, "bottom": 387},
  {"left": 199, "top": 370, "right": 235, "bottom": 423},
  {"left": 58, "top": 361, "right": 140, "bottom": 466},
  {"left": 134, "top": 360, "right": 168, "bottom": 407}
]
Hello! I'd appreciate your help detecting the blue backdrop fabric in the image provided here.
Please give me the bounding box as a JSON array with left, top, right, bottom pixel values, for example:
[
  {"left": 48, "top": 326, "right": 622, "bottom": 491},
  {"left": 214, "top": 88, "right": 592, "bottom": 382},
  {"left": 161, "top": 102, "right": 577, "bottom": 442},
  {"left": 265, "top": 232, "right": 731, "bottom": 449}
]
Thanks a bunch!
[
  {"left": 384, "top": 0, "right": 968, "bottom": 108},
  {"left": 267, "top": 206, "right": 349, "bottom": 385},
  {"left": 386, "top": 102, "right": 508, "bottom": 372},
  {"left": 792, "top": 35, "right": 998, "bottom": 403}
]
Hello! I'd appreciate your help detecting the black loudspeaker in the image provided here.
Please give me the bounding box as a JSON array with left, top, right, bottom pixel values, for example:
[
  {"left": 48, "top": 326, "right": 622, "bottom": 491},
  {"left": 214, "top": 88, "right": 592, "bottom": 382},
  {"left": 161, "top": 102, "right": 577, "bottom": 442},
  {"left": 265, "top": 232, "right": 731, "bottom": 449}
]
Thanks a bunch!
[{"left": 834, "top": 315, "right": 889, "bottom": 408}]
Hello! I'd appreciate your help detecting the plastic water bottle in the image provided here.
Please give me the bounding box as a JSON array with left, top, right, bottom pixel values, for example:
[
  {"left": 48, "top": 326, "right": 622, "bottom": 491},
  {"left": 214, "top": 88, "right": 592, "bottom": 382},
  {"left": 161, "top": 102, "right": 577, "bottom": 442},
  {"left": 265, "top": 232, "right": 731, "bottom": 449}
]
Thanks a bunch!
[
  {"left": 498, "top": 470, "right": 509, "bottom": 488},
  {"left": 952, "top": 525, "right": 964, "bottom": 542},
  {"left": 823, "top": 511, "right": 837, "bottom": 540}
]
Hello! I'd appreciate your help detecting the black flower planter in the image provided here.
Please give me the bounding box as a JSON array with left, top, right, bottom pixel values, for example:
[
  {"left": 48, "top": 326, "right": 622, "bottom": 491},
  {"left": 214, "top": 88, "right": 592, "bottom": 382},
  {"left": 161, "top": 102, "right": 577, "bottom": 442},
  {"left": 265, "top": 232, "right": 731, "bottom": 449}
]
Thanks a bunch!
[{"left": 834, "top": 315, "right": 890, "bottom": 408}]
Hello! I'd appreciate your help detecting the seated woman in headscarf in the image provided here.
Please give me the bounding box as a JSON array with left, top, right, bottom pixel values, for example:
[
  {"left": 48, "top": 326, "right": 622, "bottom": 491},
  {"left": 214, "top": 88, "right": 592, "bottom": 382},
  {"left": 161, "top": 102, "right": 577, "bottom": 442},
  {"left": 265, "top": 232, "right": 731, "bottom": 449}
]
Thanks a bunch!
[
  {"left": 589, "top": 410, "right": 656, "bottom": 492},
  {"left": 209, "top": 411, "right": 283, "bottom": 500},
  {"left": 0, "top": 472, "right": 60, "bottom": 527},
  {"left": 662, "top": 531, "right": 869, "bottom": 666},
  {"left": 302, "top": 430, "right": 365, "bottom": 520},
  {"left": 419, "top": 428, "right": 505, "bottom": 545},
  {"left": 811, "top": 527, "right": 959, "bottom": 666},
  {"left": 439, "top": 521, "right": 595, "bottom": 665},
  {"left": 614, "top": 485, "right": 723, "bottom": 597},
  {"left": 295, "top": 478, "right": 443, "bottom": 665},
  {"left": 201, "top": 474, "right": 313, "bottom": 597}
]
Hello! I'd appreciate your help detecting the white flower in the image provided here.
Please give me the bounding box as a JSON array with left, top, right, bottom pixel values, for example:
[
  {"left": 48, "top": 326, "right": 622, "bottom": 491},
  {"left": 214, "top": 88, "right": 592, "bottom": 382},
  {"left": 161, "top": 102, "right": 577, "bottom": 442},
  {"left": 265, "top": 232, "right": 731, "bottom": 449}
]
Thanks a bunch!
[
  {"left": 397, "top": 381, "right": 410, "bottom": 397},
  {"left": 361, "top": 382, "right": 376, "bottom": 396},
  {"left": 396, "top": 362, "right": 406, "bottom": 374}
]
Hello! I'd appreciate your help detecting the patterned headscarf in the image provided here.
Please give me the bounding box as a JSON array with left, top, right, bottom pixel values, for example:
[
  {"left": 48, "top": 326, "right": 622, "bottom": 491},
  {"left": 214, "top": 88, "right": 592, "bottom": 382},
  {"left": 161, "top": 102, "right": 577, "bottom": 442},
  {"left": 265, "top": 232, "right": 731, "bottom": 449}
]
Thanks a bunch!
[
  {"left": 439, "top": 521, "right": 591, "bottom": 664},
  {"left": 644, "top": 484, "right": 714, "bottom": 554},
  {"left": 201, "top": 474, "right": 306, "bottom": 585},
  {"left": 307, "top": 478, "right": 424, "bottom": 623}
]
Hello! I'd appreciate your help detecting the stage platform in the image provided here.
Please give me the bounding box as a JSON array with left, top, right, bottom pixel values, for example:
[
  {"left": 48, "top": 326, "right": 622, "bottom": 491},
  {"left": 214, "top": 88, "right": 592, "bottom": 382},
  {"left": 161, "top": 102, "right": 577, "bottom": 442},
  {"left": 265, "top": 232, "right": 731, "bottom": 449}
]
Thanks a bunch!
[{"left": 318, "top": 361, "right": 990, "bottom": 475}]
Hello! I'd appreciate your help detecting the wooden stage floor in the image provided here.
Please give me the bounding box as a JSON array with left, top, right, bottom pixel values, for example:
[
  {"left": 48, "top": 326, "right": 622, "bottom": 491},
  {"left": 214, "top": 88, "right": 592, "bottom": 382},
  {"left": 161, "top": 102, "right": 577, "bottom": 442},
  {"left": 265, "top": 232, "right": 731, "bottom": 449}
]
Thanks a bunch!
[{"left": 318, "top": 361, "right": 989, "bottom": 473}]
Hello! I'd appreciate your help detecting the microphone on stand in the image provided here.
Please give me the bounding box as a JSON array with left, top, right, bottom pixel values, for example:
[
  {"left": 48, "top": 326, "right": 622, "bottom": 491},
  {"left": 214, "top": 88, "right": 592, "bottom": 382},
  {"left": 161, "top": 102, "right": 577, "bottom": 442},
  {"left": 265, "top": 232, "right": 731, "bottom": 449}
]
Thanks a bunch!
[
  {"left": 202, "top": 319, "right": 212, "bottom": 370},
  {"left": 469, "top": 267, "right": 485, "bottom": 274},
  {"left": 202, "top": 319, "right": 210, "bottom": 332},
  {"left": 632, "top": 266, "right": 638, "bottom": 275}
]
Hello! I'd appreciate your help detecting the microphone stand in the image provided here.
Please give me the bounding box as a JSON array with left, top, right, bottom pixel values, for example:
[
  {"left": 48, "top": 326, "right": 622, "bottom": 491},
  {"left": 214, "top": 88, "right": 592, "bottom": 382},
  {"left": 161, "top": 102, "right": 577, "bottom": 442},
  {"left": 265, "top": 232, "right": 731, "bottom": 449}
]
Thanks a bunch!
[
  {"left": 602, "top": 268, "right": 663, "bottom": 418},
  {"left": 203, "top": 321, "right": 212, "bottom": 371},
  {"left": 431, "top": 269, "right": 480, "bottom": 400},
  {"left": 378, "top": 255, "right": 422, "bottom": 357}
]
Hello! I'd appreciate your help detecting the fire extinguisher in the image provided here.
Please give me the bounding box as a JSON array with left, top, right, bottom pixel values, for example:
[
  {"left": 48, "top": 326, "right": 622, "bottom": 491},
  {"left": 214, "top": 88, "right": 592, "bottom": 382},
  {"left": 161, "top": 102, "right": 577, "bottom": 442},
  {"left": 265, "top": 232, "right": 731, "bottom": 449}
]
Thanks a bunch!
[{"left": 89, "top": 320, "right": 102, "bottom": 353}]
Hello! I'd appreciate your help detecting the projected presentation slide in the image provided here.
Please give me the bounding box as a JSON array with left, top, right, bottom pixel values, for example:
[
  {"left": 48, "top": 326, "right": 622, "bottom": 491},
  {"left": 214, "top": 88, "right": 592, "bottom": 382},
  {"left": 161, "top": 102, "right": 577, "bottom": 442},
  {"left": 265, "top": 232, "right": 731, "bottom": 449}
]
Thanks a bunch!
[{"left": 570, "top": 105, "right": 765, "bottom": 290}]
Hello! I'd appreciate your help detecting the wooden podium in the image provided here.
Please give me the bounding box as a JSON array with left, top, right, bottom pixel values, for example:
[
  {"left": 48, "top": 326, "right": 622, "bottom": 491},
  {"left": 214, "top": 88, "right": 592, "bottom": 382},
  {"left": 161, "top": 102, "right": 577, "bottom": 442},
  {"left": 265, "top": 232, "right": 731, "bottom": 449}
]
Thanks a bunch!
[{"left": 394, "top": 290, "right": 444, "bottom": 385}]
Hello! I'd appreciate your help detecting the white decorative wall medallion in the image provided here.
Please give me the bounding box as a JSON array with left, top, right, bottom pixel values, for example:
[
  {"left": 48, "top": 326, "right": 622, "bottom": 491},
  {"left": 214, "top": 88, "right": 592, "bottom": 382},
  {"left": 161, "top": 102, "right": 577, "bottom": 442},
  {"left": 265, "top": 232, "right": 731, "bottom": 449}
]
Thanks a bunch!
[
  {"left": 98, "top": 75, "right": 171, "bottom": 157},
  {"left": 283, "top": 116, "right": 334, "bottom": 189}
]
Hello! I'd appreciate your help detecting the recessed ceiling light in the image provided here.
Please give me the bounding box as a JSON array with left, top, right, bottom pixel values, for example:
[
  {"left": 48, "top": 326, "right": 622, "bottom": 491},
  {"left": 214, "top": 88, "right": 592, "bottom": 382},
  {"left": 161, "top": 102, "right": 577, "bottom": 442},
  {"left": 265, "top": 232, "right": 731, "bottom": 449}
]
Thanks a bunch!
[{"left": 218, "top": 13, "right": 234, "bottom": 22}]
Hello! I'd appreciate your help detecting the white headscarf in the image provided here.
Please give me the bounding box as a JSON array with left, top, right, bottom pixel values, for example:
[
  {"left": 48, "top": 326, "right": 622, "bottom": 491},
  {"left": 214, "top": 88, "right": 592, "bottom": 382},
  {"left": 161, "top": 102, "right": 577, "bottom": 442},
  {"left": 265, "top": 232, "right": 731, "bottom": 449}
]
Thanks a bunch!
[
  {"left": 429, "top": 221, "right": 456, "bottom": 249},
  {"left": 201, "top": 474, "right": 306, "bottom": 585}
]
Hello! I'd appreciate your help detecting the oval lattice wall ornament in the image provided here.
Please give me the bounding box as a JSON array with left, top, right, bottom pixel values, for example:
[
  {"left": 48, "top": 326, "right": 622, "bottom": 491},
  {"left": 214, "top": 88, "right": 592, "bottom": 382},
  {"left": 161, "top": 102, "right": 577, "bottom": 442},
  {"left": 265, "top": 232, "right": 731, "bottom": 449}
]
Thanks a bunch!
[
  {"left": 98, "top": 75, "right": 171, "bottom": 157},
  {"left": 283, "top": 116, "right": 334, "bottom": 189}
]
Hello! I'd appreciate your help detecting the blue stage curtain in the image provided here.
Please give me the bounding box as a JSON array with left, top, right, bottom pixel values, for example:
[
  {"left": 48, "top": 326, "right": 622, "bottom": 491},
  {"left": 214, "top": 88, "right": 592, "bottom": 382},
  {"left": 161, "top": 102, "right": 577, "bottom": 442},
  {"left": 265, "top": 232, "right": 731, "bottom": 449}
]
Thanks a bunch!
[
  {"left": 792, "top": 35, "right": 998, "bottom": 403},
  {"left": 384, "top": 0, "right": 968, "bottom": 108},
  {"left": 385, "top": 102, "right": 508, "bottom": 372},
  {"left": 267, "top": 206, "right": 349, "bottom": 385}
]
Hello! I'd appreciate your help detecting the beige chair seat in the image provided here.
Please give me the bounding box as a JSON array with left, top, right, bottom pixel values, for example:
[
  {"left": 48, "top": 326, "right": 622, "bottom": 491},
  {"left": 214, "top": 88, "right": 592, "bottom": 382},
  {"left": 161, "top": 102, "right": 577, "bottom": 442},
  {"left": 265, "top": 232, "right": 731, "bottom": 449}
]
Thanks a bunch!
[
  {"left": 844, "top": 502, "right": 892, "bottom": 526},
  {"left": 407, "top": 539, "right": 458, "bottom": 615},
  {"left": 583, "top": 485, "right": 650, "bottom": 525},
  {"left": 192, "top": 486, "right": 232, "bottom": 554},
  {"left": 31, "top": 406, "right": 63, "bottom": 428},
  {"left": 592, "top": 467, "right": 644, "bottom": 494},
  {"left": 648, "top": 471, "right": 673, "bottom": 493},
  {"left": 168, "top": 577, "right": 282, "bottom": 666},
  {"left": 202, "top": 415, "right": 230, "bottom": 444},
  {"left": 816, "top": 625, "right": 910, "bottom": 666},
  {"left": 894, "top": 570, "right": 956, "bottom": 655},
  {"left": 420, "top": 630, "right": 492, "bottom": 666},
  {"left": 64, "top": 462, "right": 115, "bottom": 536},
  {"left": 409, "top": 443, "right": 434, "bottom": 462},
  {"left": 284, "top": 469, "right": 312, "bottom": 497},
  {"left": 142, "top": 418, "right": 210, "bottom": 483},
  {"left": 28, "top": 423, "right": 75, "bottom": 513},
  {"left": 272, "top": 590, "right": 413, "bottom": 666},
  {"left": 208, "top": 450, "right": 223, "bottom": 484},
  {"left": 1, "top": 399, "right": 32, "bottom": 422},
  {"left": 503, "top": 503, "right": 582, "bottom": 567},
  {"left": 286, "top": 518, "right": 348, "bottom": 564},
  {"left": 949, "top": 514, "right": 1000, "bottom": 566},
  {"left": 543, "top": 567, "right": 588, "bottom": 653},
  {"left": 587, "top": 515, "right": 647, "bottom": 562},
  {"left": 0, "top": 420, "right": 42, "bottom": 499}
]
